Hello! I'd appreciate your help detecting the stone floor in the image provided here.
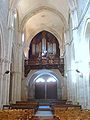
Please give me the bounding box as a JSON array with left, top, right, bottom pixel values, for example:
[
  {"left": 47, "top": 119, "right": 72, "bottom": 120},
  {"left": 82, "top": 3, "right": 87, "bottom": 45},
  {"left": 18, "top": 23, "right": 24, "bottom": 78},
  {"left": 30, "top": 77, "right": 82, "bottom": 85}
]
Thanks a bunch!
[
  {"left": 35, "top": 111, "right": 53, "bottom": 116},
  {"left": 38, "top": 106, "right": 50, "bottom": 109},
  {"left": 30, "top": 116, "right": 59, "bottom": 120},
  {"left": 31, "top": 105, "right": 59, "bottom": 120},
  {"left": 35, "top": 105, "right": 53, "bottom": 116}
]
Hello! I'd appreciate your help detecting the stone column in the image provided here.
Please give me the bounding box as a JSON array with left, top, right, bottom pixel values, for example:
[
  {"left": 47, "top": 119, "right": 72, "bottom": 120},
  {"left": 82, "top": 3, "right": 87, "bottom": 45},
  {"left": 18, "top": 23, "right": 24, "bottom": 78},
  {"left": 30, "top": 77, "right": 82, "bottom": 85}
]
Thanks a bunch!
[
  {"left": 67, "top": 0, "right": 79, "bottom": 104},
  {"left": 64, "top": 29, "right": 72, "bottom": 101},
  {"left": 11, "top": 32, "right": 22, "bottom": 103},
  {"left": 0, "top": 58, "right": 5, "bottom": 108},
  {"left": 71, "top": 8, "right": 79, "bottom": 104},
  {"left": 16, "top": 41, "right": 22, "bottom": 101},
  {"left": 61, "top": 77, "right": 67, "bottom": 100},
  {"left": 2, "top": 9, "right": 15, "bottom": 105},
  {"left": 88, "top": 63, "right": 90, "bottom": 109}
]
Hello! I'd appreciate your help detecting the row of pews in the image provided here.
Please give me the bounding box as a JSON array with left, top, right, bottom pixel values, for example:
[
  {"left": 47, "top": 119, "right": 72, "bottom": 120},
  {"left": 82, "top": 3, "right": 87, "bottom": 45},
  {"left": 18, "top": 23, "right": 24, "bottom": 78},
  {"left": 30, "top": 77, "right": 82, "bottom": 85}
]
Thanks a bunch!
[
  {"left": 1, "top": 101, "right": 39, "bottom": 120},
  {"left": 3, "top": 101, "right": 39, "bottom": 111},
  {"left": 0, "top": 100, "right": 90, "bottom": 120},
  {"left": 0, "top": 109, "right": 34, "bottom": 120},
  {"left": 54, "top": 107, "right": 90, "bottom": 120},
  {"left": 52, "top": 101, "right": 90, "bottom": 120}
]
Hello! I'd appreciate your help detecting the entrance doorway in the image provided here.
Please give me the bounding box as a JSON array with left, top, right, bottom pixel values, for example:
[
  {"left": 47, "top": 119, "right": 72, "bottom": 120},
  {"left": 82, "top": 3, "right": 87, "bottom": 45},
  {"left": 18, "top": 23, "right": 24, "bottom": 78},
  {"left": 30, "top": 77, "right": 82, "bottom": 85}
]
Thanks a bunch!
[{"left": 35, "top": 77, "right": 57, "bottom": 99}]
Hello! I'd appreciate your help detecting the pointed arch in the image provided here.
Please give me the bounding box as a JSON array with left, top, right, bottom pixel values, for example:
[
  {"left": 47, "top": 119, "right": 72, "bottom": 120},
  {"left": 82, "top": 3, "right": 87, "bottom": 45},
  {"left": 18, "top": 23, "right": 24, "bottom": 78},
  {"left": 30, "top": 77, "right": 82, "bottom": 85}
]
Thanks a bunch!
[
  {"left": 19, "top": 6, "right": 67, "bottom": 31},
  {"left": 27, "top": 27, "right": 61, "bottom": 47},
  {"left": 26, "top": 69, "right": 62, "bottom": 99}
]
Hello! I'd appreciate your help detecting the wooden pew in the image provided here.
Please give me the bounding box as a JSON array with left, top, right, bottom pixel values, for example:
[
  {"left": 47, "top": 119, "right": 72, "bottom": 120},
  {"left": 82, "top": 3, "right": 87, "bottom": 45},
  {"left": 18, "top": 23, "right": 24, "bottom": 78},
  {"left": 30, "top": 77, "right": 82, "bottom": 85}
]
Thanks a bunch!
[
  {"left": 50, "top": 100, "right": 67, "bottom": 107},
  {"left": 51, "top": 104, "right": 81, "bottom": 113},
  {"left": 16, "top": 101, "right": 39, "bottom": 107},
  {"left": 0, "top": 109, "right": 34, "bottom": 120},
  {"left": 54, "top": 106, "right": 90, "bottom": 120},
  {"left": 3, "top": 101, "right": 39, "bottom": 114}
]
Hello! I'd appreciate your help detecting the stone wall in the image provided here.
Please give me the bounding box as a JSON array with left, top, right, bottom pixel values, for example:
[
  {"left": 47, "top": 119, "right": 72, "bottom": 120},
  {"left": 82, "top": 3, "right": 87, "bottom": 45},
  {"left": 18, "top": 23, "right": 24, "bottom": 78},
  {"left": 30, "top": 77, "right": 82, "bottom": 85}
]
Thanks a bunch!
[
  {"left": 0, "top": 0, "right": 22, "bottom": 108},
  {"left": 22, "top": 69, "right": 67, "bottom": 100},
  {"left": 65, "top": 1, "right": 90, "bottom": 109},
  {"left": 0, "top": 0, "right": 9, "bottom": 108}
]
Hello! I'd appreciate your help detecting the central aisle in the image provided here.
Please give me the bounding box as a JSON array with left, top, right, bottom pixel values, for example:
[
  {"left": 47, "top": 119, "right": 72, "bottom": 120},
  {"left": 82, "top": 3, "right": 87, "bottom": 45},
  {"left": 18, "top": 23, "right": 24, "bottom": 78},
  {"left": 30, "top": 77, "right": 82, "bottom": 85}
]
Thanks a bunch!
[
  {"left": 30, "top": 105, "right": 59, "bottom": 120},
  {"left": 35, "top": 111, "right": 53, "bottom": 116},
  {"left": 35, "top": 105, "right": 53, "bottom": 116}
]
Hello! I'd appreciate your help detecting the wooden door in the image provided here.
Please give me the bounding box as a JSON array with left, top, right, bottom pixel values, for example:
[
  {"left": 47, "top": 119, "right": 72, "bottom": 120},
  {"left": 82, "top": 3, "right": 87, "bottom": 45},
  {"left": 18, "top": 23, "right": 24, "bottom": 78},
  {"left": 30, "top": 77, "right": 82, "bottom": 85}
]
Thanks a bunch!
[
  {"left": 35, "top": 81, "right": 57, "bottom": 99},
  {"left": 35, "top": 82, "right": 45, "bottom": 99},
  {"left": 46, "top": 81, "right": 57, "bottom": 99}
]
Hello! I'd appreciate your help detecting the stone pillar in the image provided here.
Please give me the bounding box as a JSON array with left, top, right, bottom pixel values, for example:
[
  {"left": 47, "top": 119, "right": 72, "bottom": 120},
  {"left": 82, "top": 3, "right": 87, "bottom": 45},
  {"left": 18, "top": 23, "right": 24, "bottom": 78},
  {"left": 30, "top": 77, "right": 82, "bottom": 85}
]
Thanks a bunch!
[
  {"left": 61, "top": 77, "right": 67, "bottom": 100},
  {"left": 1, "top": 9, "right": 15, "bottom": 105},
  {"left": 71, "top": 7, "right": 79, "bottom": 105},
  {"left": 71, "top": 28, "right": 78, "bottom": 104},
  {"left": 16, "top": 41, "right": 22, "bottom": 101},
  {"left": 64, "top": 29, "right": 72, "bottom": 101},
  {"left": 0, "top": 58, "right": 5, "bottom": 108},
  {"left": 82, "top": 63, "right": 90, "bottom": 109},
  {"left": 11, "top": 32, "right": 22, "bottom": 103},
  {"left": 88, "top": 62, "right": 90, "bottom": 109}
]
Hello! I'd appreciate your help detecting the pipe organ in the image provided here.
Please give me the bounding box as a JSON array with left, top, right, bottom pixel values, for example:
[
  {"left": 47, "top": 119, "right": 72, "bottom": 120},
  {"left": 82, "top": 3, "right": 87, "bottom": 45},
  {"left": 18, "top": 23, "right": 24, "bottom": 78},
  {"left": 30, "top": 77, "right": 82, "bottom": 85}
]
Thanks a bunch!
[{"left": 29, "top": 31, "right": 60, "bottom": 59}]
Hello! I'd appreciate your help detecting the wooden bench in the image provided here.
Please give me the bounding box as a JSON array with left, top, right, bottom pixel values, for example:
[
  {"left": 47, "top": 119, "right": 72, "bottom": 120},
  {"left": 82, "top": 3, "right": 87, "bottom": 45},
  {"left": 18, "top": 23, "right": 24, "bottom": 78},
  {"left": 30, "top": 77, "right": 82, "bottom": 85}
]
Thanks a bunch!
[
  {"left": 54, "top": 106, "right": 90, "bottom": 120},
  {"left": 0, "top": 109, "right": 34, "bottom": 120},
  {"left": 3, "top": 101, "right": 39, "bottom": 114}
]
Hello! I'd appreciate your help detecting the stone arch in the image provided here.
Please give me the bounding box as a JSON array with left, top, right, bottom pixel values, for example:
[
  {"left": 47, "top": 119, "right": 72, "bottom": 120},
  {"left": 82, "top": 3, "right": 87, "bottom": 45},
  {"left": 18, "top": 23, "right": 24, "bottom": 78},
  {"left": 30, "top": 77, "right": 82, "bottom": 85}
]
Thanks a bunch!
[
  {"left": 19, "top": 6, "right": 67, "bottom": 31},
  {"left": 27, "top": 29, "right": 61, "bottom": 58},
  {"left": 27, "top": 27, "right": 61, "bottom": 48},
  {"left": 26, "top": 69, "right": 63, "bottom": 100},
  {"left": 24, "top": 29, "right": 61, "bottom": 59},
  {"left": 20, "top": 6, "right": 66, "bottom": 59},
  {"left": 84, "top": 18, "right": 90, "bottom": 39},
  {"left": 28, "top": 69, "right": 61, "bottom": 85},
  {"left": 81, "top": 18, "right": 90, "bottom": 63}
]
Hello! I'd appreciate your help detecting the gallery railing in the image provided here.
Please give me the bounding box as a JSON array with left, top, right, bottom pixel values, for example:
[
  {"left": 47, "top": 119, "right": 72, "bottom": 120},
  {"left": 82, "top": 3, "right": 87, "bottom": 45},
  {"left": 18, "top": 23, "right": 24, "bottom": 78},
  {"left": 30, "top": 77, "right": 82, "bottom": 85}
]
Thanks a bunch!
[{"left": 24, "top": 57, "right": 64, "bottom": 76}]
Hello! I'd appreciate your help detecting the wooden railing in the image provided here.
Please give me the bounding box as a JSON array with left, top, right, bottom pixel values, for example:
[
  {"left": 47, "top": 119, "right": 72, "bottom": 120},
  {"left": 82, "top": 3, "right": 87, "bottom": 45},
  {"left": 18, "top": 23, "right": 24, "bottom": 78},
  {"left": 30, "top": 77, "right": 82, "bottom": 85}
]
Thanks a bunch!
[
  {"left": 24, "top": 57, "right": 64, "bottom": 76},
  {"left": 25, "top": 57, "right": 64, "bottom": 66}
]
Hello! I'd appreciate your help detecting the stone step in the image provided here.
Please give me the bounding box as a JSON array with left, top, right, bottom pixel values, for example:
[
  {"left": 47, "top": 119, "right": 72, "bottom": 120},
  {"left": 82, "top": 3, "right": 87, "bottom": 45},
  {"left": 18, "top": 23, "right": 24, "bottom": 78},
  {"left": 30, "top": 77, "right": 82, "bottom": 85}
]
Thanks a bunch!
[
  {"left": 38, "top": 108, "right": 51, "bottom": 111},
  {"left": 35, "top": 111, "right": 53, "bottom": 117},
  {"left": 38, "top": 105, "right": 51, "bottom": 111}
]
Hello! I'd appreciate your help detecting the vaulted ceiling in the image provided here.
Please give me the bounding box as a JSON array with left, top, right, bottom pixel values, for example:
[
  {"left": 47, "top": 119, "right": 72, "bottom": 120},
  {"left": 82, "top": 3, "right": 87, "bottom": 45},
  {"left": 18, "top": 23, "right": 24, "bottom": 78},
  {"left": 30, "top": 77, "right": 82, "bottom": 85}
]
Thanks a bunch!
[
  {"left": 9, "top": 0, "right": 72, "bottom": 57},
  {"left": 10, "top": 0, "right": 69, "bottom": 33}
]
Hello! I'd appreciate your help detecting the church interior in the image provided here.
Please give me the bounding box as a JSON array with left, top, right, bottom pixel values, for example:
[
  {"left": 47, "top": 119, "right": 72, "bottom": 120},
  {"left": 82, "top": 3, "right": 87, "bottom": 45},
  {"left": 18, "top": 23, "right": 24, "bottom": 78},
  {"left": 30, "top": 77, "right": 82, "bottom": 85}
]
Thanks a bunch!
[{"left": 0, "top": 0, "right": 90, "bottom": 119}]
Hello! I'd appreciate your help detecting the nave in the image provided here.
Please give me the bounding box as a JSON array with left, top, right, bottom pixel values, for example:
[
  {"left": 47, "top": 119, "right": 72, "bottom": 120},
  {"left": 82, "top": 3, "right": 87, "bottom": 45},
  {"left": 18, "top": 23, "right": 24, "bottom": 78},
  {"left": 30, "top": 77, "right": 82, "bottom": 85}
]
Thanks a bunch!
[{"left": 0, "top": 0, "right": 90, "bottom": 119}]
